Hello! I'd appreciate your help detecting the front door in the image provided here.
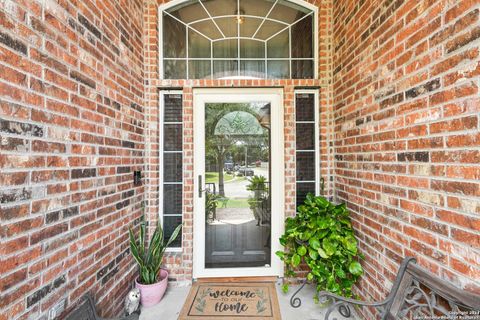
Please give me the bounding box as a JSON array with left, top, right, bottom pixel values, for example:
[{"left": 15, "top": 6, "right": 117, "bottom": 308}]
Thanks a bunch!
[{"left": 193, "top": 88, "right": 284, "bottom": 278}]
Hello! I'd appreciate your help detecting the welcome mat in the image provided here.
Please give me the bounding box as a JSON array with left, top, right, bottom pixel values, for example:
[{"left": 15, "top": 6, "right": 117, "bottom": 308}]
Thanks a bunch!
[{"left": 178, "top": 282, "right": 281, "bottom": 319}]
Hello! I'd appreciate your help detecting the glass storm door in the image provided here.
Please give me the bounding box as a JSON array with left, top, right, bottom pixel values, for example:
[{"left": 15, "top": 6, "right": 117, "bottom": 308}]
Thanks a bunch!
[{"left": 193, "top": 89, "right": 284, "bottom": 278}]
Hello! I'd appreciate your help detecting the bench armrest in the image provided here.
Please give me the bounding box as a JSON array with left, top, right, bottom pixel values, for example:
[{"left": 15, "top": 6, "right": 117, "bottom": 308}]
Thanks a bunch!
[
  {"left": 317, "top": 291, "right": 390, "bottom": 320},
  {"left": 308, "top": 257, "right": 480, "bottom": 319},
  {"left": 316, "top": 257, "right": 417, "bottom": 320}
]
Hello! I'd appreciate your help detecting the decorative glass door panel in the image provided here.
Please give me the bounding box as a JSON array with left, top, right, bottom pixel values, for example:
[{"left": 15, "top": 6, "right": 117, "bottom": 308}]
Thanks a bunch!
[
  {"left": 204, "top": 102, "right": 271, "bottom": 269},
  {"left": 193, "top": 89, "right": 284, "bottom": 278}
]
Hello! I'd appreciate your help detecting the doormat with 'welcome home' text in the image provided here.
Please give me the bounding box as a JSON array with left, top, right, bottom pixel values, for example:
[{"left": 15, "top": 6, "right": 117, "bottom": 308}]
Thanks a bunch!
[{"left": 178, "top": 282, "right": 281, "bottom": 319}]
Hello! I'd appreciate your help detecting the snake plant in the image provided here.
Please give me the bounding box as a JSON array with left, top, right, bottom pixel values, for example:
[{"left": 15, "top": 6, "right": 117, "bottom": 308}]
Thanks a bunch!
[{"left": 129, "top": 221, "right": 182, "bottom": 284}]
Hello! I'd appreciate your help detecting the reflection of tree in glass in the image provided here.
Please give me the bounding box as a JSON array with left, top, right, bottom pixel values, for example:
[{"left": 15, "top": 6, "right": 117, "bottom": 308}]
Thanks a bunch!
[{"left": 205, "top": 103, "right": 270, "bottom": 196}]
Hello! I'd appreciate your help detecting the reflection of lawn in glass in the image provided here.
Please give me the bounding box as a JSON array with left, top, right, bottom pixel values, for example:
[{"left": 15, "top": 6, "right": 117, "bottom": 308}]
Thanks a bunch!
[
  {"left": 205, "top": 172, "right": 246, "bottom": 183},
  {"left": 223, "top": 198, "right": 249, "bottom": 208},
  {"left": 205, "top": 172, "right": 234, "bottom": 183}
]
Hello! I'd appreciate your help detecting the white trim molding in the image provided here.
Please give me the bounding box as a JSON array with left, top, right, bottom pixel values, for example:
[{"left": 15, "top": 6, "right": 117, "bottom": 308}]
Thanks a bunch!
[{"left": 192, "top": 88, "right": 285, "bottom": 278}]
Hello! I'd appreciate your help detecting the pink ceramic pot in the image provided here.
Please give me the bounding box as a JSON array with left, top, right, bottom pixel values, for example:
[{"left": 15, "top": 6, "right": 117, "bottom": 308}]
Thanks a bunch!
[{"left": 135, "top": 269, "right": 168, "bottom": 307}]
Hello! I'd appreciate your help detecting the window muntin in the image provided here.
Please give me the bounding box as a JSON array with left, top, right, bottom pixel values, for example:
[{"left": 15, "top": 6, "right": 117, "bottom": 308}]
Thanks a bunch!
[
  {"left": 295, "top": 90, "right": 319, "bottom": 207},
  {"left": 160, "top": 92, "right": 183, "bottom": 248},
  {"left": 161, "top": 0, "right": 316, "bottom": 79}
]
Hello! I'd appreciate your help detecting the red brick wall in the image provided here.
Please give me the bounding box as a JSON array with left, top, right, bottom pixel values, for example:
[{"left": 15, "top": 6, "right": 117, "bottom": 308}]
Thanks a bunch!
[
  {"left": 333, "top": 0, "right": 480, "bottom": 317},
  {"left": 5, "top": 0, "right": 478, "bottom": 318},
  {"left": 0, "top": 0, "right": 144, "bottom": 318}
]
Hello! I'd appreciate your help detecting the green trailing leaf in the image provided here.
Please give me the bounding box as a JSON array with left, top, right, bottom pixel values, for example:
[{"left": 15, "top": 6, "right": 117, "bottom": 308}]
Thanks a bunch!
[
  {"left": 316, "top": 217, "right": 330, "bottom": 229},
  {"left": 292, "top": 254, "right": 301, "bottom": 267},
  {"left": 282, "top": 283, "right": 289, "bottom": 293},
  {"left": 316, "top": 229, "right": 329, "bottom": 239},
  {"left": 315, "top": 196, "right": 329, "bottom": 208},
  {"left": 309, "top": 237, "right": 320, "bottom": 250},
  {"left": 339, "top": 218, "right": 351, "bottom": 227},
  {"left": 335, "top": 266, "right": 346, "bottom": 279},
  {"left": 317, "top": 247, "right": 329, "bottom": 259},
  {"left": 297, "top": 246, "right": 307, "bottom": 256},
  {"left": 299, "top": 230, "right": 312, "bottom": 241},
  {"left": 322, "top": 238, "right": 337, "bottom": 256},
  {"left": 348, "top": 261, "right": 363, "bottom": 276},
  {"left": 276, "top": 194, "right": 363, "bottom": 299},
  {"left": 343, "top": 235, "right": 358, "bottom": 254}
]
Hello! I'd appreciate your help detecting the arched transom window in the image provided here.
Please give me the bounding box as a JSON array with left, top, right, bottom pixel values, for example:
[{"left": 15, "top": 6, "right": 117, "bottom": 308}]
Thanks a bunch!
[{"left": 160, "top": 0, "right": 316, "bottom": 79}]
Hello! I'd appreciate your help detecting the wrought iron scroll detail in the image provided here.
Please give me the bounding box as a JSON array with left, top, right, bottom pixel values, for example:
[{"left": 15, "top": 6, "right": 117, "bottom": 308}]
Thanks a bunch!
[
  {"left": 398, "top": 279, "right": 474, "bottom": 320},
  {"left": 290, "top": 279, "right": 308, "bottom": 308},
  {"left": 319, "top": 293, "right": 391, "bottom": 320},
  {"left": 311, "top": 256, "right": 480, "bottom": 320},
  {"left": 289, "top": 239, "right": 310, "bottom": 309},
  {"left": 315, "top": 257, "right": 417, "bottom": 320}
]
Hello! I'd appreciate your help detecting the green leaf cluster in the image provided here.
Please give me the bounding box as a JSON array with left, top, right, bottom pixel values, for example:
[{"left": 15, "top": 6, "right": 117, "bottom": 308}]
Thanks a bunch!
[
  {"left": 275, "top": 194, "right": 363, "bottom": 298},
  {"left": 246, "top": 175, "right": 268, "bottom": 193},
  {"left": 247, "top": 175, "right": 269, "bottom": 213},
  {"left": 129, "top": 221, "right": 182, "bottom": 285},
  {"left": 205, "top": 191, "right": 220, "bottom": 221}
]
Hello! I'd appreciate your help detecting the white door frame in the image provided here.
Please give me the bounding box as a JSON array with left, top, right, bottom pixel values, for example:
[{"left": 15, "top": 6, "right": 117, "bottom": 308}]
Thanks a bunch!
[{"left": 193, "top": 88, "right": 284, "bottom": 279}]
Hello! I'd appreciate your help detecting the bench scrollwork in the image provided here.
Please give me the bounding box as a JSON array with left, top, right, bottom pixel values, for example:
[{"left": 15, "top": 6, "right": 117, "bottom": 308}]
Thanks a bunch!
[{"left": 312, "top": 257, "right": 480, "bottom": 320}]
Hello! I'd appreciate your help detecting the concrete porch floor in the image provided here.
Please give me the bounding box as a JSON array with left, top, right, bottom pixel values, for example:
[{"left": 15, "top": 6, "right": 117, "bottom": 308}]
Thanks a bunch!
[{"left": 140, "top": 282, "right": 359, "bottom": 320}]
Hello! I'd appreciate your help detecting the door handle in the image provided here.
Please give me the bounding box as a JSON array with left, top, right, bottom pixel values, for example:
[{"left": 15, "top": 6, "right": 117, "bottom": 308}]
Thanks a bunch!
[
  {"left": 198, "top": 175, "right": 211, "bottom": 198},
  {"left": 198, "top": 175, "right": 203, "bottom": 198}
]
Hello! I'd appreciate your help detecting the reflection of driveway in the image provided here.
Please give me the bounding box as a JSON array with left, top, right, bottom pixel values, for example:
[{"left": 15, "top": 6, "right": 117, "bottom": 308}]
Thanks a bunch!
[
  {"left": 224, "top": 177, "right": 250, "bottom": 198},
  {"left": 213, "top": 163, "right": 269, "bottom": 198},
  {"left": 222, "top": 166, "right": 269, "bottom": 198}
]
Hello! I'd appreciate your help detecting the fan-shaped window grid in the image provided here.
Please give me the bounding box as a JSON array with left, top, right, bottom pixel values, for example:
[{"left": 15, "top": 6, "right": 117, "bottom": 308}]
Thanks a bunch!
[{"left": 162, "top": 0, "right": 315, "bottom": 79}]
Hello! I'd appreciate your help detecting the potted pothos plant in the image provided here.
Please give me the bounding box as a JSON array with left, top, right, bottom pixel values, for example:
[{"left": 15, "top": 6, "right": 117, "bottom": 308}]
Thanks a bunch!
[
  {"left": 276, "top": 194, "right": 363, "bottom": 300},
  {"left": 129, "top": 221, "right": 182, "bottom": 307}
]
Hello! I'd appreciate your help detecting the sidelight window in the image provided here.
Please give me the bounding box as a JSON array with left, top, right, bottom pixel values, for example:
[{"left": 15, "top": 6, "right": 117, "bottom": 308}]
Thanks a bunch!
[
  {"left": 295, "top": 90, "right": 319, "bottom": 206},
  {"left": 160, "top": 91, "right": 183, "bottom": 248}
]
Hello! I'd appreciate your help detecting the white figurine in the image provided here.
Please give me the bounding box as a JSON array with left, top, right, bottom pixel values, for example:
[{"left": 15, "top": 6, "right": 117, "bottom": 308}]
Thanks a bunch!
[{"left": 124, "top": 288, "right": 141, "bottom": 316}]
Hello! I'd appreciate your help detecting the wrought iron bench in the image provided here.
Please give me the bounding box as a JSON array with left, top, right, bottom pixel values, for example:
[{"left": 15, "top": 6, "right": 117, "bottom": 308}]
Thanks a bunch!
[
  {"left": 291, "top": 257, "right": 480, "bottom": 319},
  {"left": 65, "top": 294, "right": 139, "bottom": 320}
]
